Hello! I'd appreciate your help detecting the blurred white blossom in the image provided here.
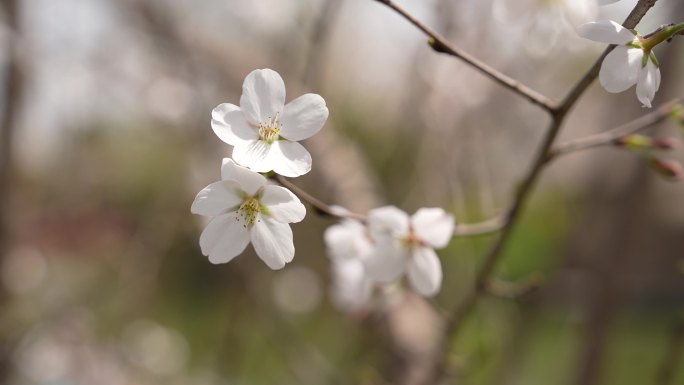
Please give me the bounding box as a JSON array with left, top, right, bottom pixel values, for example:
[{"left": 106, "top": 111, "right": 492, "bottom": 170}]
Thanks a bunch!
[
  {"left": 364, "top": 206, "right": 454, "bottom": 297},
  {"left": 324, "top": 219, "right": 375, "bottom": 311},
  {"left": 191, "top": 158, "right": 305, "bottom": 269},
  {"left": 211, "top": 68, "right": 329, "bottom": 177}
]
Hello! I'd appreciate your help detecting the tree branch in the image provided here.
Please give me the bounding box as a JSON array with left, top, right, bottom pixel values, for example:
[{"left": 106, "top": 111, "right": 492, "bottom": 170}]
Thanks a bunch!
[
  {"left": 412, "top": 1, "right": 660, "bottom": 383},
  {"left": 550, "top": 99, "right": 681, "bottom": 159},
  {"left": 372, "top": 0, "right": 557, "bottom": 113}
]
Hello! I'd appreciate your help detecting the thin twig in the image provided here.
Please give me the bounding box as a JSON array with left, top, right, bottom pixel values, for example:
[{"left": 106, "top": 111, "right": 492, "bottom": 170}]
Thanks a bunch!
[
  {"left": 453, "top": 215, "right": 505, "bottom": 236},
  {"left": 274, "top": 175, "right": 367, "bottom": 221},
  {"left": 550, "top": 99, "right": 681, "bottom": 158},
  {"left": 275, "top": 175, "right": 505, "bottom": 237},
  {"left": 372, "top": 0, "right": 557, "bottom": 113}
]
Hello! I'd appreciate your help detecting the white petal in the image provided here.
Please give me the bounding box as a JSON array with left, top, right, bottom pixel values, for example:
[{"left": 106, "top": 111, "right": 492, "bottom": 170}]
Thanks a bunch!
[
  {"left": 363, "top": 239, "right": 408, "bottom": 283},
  {"left": 599, "top": 47, "right": 641, "bottom": 93},
  {"left": 597, "top": 0, "right": 620, "bottom": 5},
  {"left": 280, "top": 94, "right": 329, "bottom": 141},
  {"left": 331, "top": 258, "right": 373, "bottom": 312},
  {"left": 199, "top": 213, "right": 250, "bottom": 264},
  {"left": 636, "top": 59, "right": 659, "bottom": 108},
  {"left": 250, "top": 218, "right": 295, "bottom": 270},
  {"left": 260, "top": 185, "right": 306, "bottom": 223},
  {"left": 410, "top": 208, "right": 455, "bottom": 249},
  {"left": 211, "top": 103, "right": 259, "bottom": 146},
  {"left": 368, "top": 206, "right": 410, "bottom": 240},
  {"left": 324, "top": 220, "right": 372, "bottom": 261},
  {"left": 269, "top": 140, "right": 312, "bottom": 177},
  {"left": 576, "top": 20, "right": 636, "bottom": 45},
  {"left": 407, "top": 247, "right": 442, "bottom": 297},
  {"left": 220, "top": 158, "right": 267, "bottom": 196},
  {"left": 240, "top": 69, "right": 285, "bottom": 125},
  {"left": 231, "top": 140, "right": 274, "bottom": 174},
  {"left": 190, "top": 180, "right": 242, "bottom": 217}
]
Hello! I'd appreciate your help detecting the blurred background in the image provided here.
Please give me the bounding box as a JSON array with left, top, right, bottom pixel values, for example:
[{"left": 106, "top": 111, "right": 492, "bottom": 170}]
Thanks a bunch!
[{"left": 0, "top": 0, "right": 683, "bottom": 384}]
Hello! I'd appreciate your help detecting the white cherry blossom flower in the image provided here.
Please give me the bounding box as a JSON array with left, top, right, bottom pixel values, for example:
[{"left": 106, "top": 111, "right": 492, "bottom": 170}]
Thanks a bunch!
[
  {"left": 191, "top": 158, "right": 306, "bottom": 269},
  {"left": 577, "top": 20, "right": 661, "bottom": 107},
  {"left": 364, "top": 206, "right": 455, "bottom": 297},
  {"left": 324, "top": 219, "right": 375, "bottom": 312},
  {"left": 211, "top": 69, "right": 329, "bottom": 177}
]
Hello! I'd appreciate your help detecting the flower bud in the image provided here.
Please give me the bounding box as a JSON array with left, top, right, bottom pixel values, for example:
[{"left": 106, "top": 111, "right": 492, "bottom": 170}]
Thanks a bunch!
[
  {"left": 614, "top": 134, "right": 653, "bottom": 150},
  {"left": 651, "top": 137, "right": 679, "bottom": 150},
  {"left": 648, "top": 158, "right": 683, "bottom": 181},
  {"left": 614, "top": 135, "right": 678, "bottom": 151}
]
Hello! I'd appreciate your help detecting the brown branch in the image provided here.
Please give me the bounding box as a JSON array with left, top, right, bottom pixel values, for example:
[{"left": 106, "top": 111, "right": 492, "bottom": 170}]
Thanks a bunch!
[
  {"left": 412, "top": 1, "right": 660, "bottom": 383},
  {"left": 274, "top": 175, "right": 367, "bottom": 222},
  {"left": 372, "top": 0, "right": 557, "bottom": 113},
  {"left": 550, "top": 99, "right": 681, "bottom": 158}
]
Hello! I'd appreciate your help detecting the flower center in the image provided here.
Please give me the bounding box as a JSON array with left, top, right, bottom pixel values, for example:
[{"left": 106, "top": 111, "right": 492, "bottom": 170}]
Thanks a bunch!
[
  {"left": 258, "top": 113, "right": 281, "bottom": 144},
  {"left": 399, "top": 230, "right": 424, "bottom": 249},
  {"left": 237, "top": 196, "right": 261, "bottom": 228}
]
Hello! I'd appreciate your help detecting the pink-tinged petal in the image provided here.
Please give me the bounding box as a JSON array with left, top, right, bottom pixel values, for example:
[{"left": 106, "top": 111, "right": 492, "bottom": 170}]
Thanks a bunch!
[
  {"left": 599, "top": 47, "right": 641, "bottom": 93},
  {"left": 220, "top": 158, "right": 267, "bottom": 196},
  {"left": 280, "top": 94, "right": 329, "bottom": 141},
  {"left": 636, "top": 60, "right": 659, "bottom": 108},
  {"left": 407, "top": 247, "right": 442, "bottom": 297},
  {"left": 211, "top": 103, "right": 259, "bottom": 146},
  {"left": 250, "top": 218, "right": 294, "bottom": 270},
  {"left": 368, "top": 206, "right": 410, "bottom": 240},
  {"left": 191, "top": 180, "right": 243, "bottom": 217},
  {"left": 231, "top": 140, "right": 274, "bottom": 174},
  {"left": 269, "top": 140, "right": 312, "bottom": 177},
  {"left": 240, "top": 69, "right": 285, "bottom": 125},
  {"left": 199, "top": 213, "right": 250, "bottom": 264},
  {"left": 260, "top": 185, "right": 306, "bottom": 223},
  {"left": 324, "top": 220, "right": 372, "bottom": 261},
  {"left": 363, "top": 239, "right": 408, "bottom": 283},
  {"left": 576, "top": 20, "right": 636, "bottom": 45},
  {"left": 410, "top": 208, "right": 455, "bottom": 249}
]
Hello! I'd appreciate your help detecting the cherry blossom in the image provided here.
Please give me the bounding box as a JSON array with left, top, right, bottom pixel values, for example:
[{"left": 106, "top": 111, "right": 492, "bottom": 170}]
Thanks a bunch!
[
  {"left": 191, "top": 158, "right": 306, "bottom": 269},
  {"left": 577, "top": 20, "right": 660, "bottom": 107},
  {"left": 363, "top": 206, "right": 455, "bottom": 297},
  {"left": 211, "top": 69, "right": 329, "bottom": 177},
  {"left": 324, "top": 219, "right": 375, "bottom": 312}
]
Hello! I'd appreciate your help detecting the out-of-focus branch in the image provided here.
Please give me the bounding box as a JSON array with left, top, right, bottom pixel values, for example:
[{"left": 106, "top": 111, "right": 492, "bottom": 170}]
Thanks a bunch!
[
  {"left": 550, "top": 99, "right": 681, "bottom": 159},
  {"left": 0, "top": 0, "right": 24, "bottom": 380},
  {"left": 655, "top": 317, "right": 684, "bottom": 385},
  {"left": 371, "top": 0, "right": 557, "bottom": 113}
]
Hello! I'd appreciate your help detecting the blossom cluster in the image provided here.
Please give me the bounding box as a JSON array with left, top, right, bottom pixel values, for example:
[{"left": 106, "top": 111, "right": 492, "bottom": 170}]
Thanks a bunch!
[
  {"left": 192, "top": 69, "right": 457, "bottom": 303},
  {"left": 325, "top": 207, "right": 454, "bottom": 310},
  {"left": 192, "top": 68, "right": 327, "bottom": 269}
]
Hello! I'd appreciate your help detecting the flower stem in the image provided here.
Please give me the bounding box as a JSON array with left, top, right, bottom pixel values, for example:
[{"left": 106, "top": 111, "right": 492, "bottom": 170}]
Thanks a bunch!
[{"left": 642, "top": 22, "right": 684, "bottom": 50}]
